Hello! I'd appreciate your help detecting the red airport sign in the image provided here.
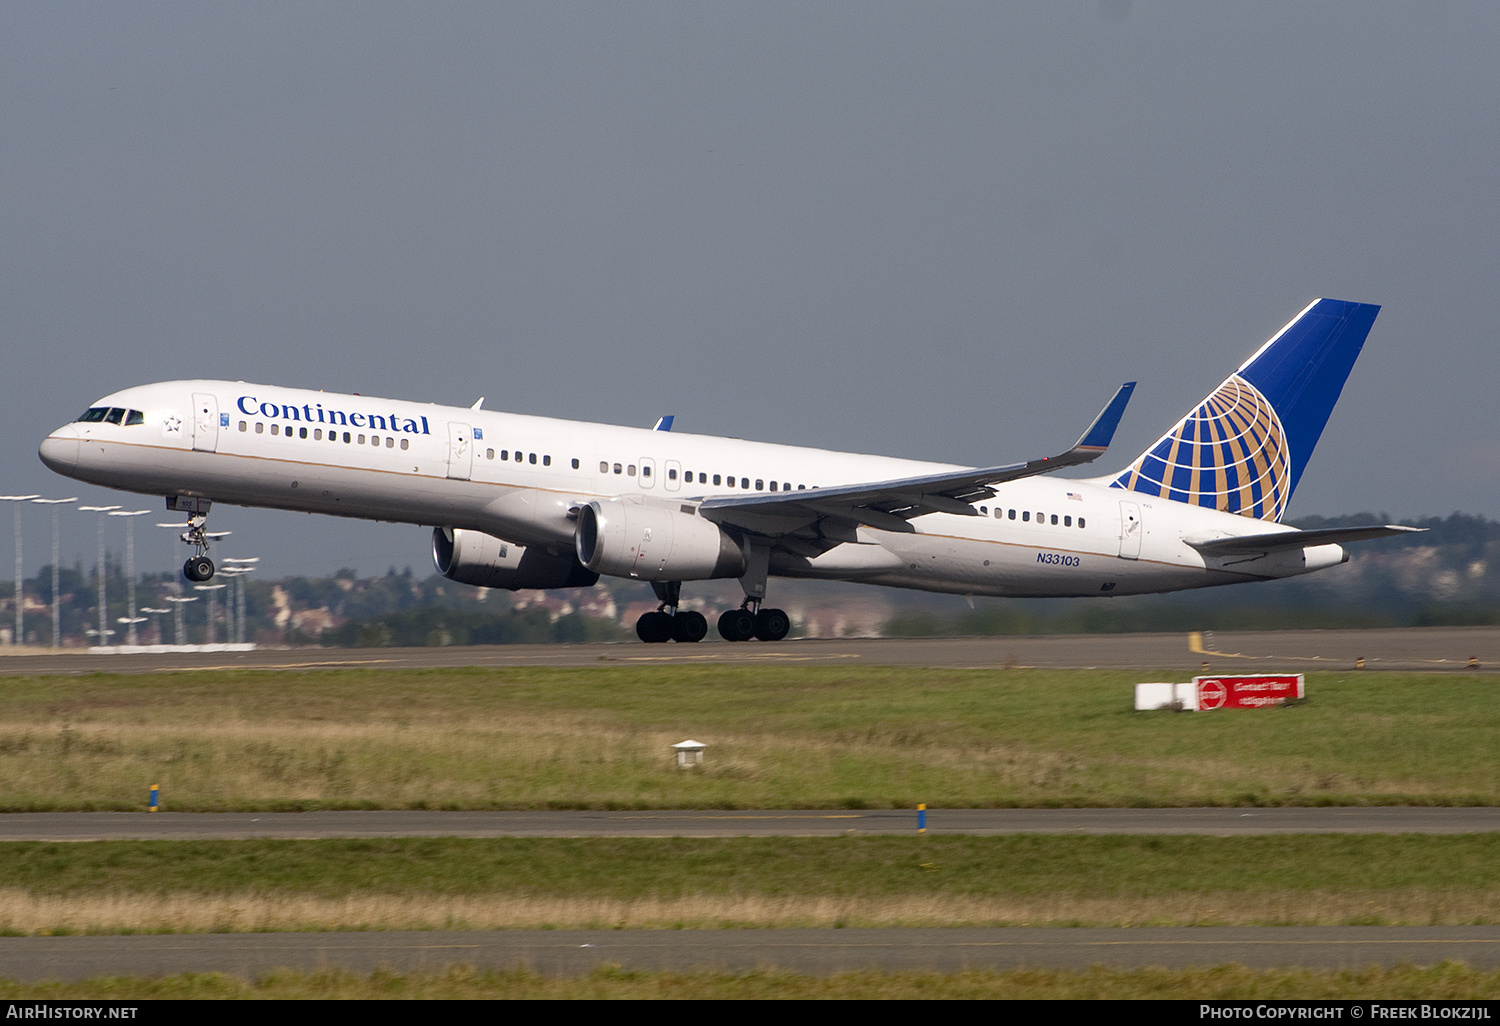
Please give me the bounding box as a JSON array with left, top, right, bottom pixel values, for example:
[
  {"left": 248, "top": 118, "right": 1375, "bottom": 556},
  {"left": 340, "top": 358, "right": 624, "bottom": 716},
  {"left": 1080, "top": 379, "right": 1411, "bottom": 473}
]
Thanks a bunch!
[{"left": 1191, "top": 674, "right": 1304, "bottom": 710}]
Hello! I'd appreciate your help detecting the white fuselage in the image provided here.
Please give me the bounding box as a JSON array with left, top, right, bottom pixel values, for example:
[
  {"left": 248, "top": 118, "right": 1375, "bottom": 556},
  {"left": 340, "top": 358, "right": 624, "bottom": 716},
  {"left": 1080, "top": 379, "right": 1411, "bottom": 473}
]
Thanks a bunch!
[{"left": 39, "top": 380, "right": 1344, "bottom": 598}]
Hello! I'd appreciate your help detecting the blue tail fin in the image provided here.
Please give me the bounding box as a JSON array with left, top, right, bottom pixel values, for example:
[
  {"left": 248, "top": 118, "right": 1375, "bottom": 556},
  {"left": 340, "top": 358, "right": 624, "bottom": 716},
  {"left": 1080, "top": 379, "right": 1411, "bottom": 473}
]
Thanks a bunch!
[{"left": 1108, "top": 298, "right": 1380, "bottom": 522}]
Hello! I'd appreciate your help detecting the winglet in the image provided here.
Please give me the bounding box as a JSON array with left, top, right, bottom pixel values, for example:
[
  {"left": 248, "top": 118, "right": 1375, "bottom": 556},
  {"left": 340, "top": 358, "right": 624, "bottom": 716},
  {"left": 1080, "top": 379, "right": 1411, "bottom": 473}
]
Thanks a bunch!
[
  {"left": 1071, "top": 382, "right": 1135, "bottom": 454},
  {"left": 653, "top": 416, "right": 674, "bottom": 432}
]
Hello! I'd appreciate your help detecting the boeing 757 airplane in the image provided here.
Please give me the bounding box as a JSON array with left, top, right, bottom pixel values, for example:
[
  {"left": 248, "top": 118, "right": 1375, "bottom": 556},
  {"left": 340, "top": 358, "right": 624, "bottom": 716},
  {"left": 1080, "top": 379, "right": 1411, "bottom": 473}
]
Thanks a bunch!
[{"left": 39, "top": 298, "right": 1414, "bottom": 643}]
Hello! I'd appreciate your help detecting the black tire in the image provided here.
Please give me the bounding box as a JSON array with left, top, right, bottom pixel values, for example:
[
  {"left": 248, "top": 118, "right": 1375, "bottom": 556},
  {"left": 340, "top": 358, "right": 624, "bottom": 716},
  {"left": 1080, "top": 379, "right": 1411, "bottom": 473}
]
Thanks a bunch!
[
  {"left": 717, "top": 608, "right": 756, "bottom": 642},
  {"left": 183, "top": 556, "right": 215, "bottom": 582},
  {"left": 754, "top": 607, "right": 791, "bottom": 642},
  {"left": 636, "top": 611, "right": 673, "bottom": 643},
  {"left": 671, "top": 610, "right": 708, "bottom": 643}
]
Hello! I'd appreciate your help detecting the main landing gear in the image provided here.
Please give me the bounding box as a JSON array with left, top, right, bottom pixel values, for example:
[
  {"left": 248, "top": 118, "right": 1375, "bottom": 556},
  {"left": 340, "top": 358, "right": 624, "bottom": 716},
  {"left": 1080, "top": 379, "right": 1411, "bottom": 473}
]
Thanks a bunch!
[
  {"left": 635, "top": 581, "right": 710, "bottom": 644},
  {"left": 633, "top": 597, "right": 790, "bottom": 644},
  {"left": 716, "top": 602, "right": 790, "bottom": 643},
  {"left": 715, "top": 535, "right": 789, "bottom": 642},
  {"left": 633, "top": 536, "right": 789, "bottom": 644}
]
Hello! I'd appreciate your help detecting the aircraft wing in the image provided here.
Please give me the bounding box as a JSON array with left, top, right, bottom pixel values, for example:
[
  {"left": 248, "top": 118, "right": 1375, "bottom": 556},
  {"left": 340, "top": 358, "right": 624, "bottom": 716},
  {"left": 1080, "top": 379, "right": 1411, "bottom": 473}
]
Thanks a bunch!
[
  {"left": 1185, "top": 525, "right": 1425, "bottom": 555},
  {"left": 698, "top": 383, "right": 1135, "bottom": 540}
]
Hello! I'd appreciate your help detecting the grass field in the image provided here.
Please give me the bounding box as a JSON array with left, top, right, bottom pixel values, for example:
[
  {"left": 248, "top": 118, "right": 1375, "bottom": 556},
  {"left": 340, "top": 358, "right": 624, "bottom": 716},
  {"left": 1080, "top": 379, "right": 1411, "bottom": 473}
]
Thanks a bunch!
[
  {"left": 4, "top": 664, "right": 1498, "bottom": 999},
  {"left": 1, "top": 666, "right": 1496, "bottom": 810},
  {"left": 1, "top": 835, "right": 1498, "bottom": 934},
  {"left": 6, "top": 964, "right": 1500, "bottom": 1000}
]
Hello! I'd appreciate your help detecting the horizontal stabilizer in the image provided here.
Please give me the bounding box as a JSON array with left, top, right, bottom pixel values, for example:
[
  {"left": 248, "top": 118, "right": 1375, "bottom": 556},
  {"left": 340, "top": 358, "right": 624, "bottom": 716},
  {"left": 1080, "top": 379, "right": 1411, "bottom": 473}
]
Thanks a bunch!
[{"left": 1185, "top": 524, "right": 1424, "bottom": 555}]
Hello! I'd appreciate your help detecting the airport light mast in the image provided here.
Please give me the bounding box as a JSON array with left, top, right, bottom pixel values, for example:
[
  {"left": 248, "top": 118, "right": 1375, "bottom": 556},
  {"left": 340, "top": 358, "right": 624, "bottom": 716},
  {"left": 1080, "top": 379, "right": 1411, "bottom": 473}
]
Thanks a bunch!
[
  {"left": 78, "top": 505, "right": 121, "bottom": 648},
  {"left": 108, "top": 509, "right": 152, "bottom": 645},
  {"left": 32, "top": 498, "right": 77, "bottom": 647},
  {"left": 163, "top": 594, "right": 197, "bottom": 646},
  {"left": 0, "top": 495, "right": 40, "bottom": 647}
]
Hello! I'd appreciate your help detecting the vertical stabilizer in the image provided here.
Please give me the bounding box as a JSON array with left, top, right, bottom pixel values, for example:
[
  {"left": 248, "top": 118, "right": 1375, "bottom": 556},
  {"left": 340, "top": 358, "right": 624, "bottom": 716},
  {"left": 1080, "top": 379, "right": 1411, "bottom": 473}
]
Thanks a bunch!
[{"left": 1108, "top": 299, "right": 1380, "bottom": 521}]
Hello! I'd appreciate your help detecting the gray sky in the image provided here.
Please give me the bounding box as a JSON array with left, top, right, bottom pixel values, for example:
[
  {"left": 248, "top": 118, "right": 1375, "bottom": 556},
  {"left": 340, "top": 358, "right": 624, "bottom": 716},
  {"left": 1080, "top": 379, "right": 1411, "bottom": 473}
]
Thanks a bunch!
[{"left": 3, "top": 2, "right": 1496, "bottom": 580}]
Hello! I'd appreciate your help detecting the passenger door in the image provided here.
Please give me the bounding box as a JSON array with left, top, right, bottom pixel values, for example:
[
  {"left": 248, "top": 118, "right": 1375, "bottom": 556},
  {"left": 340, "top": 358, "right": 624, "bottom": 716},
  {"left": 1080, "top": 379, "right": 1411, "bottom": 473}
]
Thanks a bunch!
[
  {"left": 447, "top": 422, "right": 473, "bottom": 481},
  {"left": 192, "top": 393, "right": 219, "bottom": 453},
  {"left": 1118, "top": 501, "right": 1142, "bottom": 559}
]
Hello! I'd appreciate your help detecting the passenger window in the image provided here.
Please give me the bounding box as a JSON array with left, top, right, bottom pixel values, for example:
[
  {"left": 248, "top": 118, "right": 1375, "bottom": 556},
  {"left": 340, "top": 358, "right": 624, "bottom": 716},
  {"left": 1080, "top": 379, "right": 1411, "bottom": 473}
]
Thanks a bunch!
[
  {"left": 358, "top": 434, "right": 366, "bottom": 444},
  {"left": 314, "top": 429, "right": 322, "bottom": 440},
  {"left": 1023, "top": 511, "right": 1030, "bottom": 522},
  {"left": 400, "top": 438, "right": 408, "bottom": 450},
  {"left": 386, "top": 437, "right": 394, "bottom": 448},
  {"left": 740, "top": 478, "right": 749, "bottom": 489},
  {"left": 770, "top": 481, "right": 777, "bottom": 491},
  {"left": 669, "top": 468, "right": 678, "bottom": 480},
  {"left": 239, "top": 421, "right": 248, "bottom": 432},
  {"left": 543, "top": 456, "right": 551, "bottom": 466},
  {"left": 300, "top": 427, "right": 308, "bottom": 439},
  {"left": 600, "top": 462, "right": 608, "bottom": 473},
  {"left": 1051, "top": 514, "right": 1058, "bottom": 525},
  {"left": 980, "top": 506, "right": 987, "bottom": 514},
  {"left": 271, "top": 424, "right": 280, "bottom": 436},
  {"left": 784, "top": 483, "right": 791, "bottom": 492},
  {"left": 1078, "top": 517, "right": 1085, "bottom": 529},
  {"left": 572, "top": 459, "right": 580, "bottom": 469},
  {"left": 529, "top": 453, "right": 537, "bottom": 465},
  {"left": 627, "top": 465, "right": 636, "bottom": 476},
  {"left": 255, "top": 423, "right": 264, "bottom": 434},
  {"left": 613, "top": 463, "right": 622, "bottom": 474},
  {"left": 343, "top": 432, "right": 351, "bottom": 443},
  {"left": 797, "top": 484, "right": 805, "bottom": 490},
  {"left": 1064, "top": 516, "right": 1072, "bottom": 527},
  {"left": 1008, "top": 509, "right": 1016, "bottom": 519},
  {"left": 486, "top": 449, "right": 494, "bottom": 460},
  {"left": 713, "top": 474, "right": 722, "bottom": 486},
  {"left": 641, "top": 465, "right": 649, "bottom": 477},
  {"left": 755, "top": 479, "right": 763, "bottom": 490}
]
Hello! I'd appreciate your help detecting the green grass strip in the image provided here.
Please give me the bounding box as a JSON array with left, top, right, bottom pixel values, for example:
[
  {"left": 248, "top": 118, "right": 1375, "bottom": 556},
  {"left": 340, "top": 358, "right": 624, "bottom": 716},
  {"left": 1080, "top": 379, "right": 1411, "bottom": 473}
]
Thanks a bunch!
[
  {"left": 3, "top": 835, "right": 1498, "bottom": 898},
  {"left": 2, "top": 667, "right": 1498, "bottom": 809},
  {"left": 4, "top": 963, "right": 1499, "bottom": 1000}
]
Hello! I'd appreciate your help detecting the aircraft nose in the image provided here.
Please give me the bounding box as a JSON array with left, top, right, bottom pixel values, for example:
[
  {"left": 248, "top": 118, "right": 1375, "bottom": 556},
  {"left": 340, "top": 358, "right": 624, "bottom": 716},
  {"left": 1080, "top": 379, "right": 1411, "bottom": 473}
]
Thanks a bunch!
[{"left": 38, "top": 427, "right": 80, "bottom": 473}]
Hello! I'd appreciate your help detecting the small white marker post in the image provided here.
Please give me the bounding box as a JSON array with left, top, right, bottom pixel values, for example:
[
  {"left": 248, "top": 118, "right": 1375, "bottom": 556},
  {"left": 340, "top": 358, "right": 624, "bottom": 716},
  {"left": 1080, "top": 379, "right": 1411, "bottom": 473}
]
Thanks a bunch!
[{"left": 671, "top": 740, "right": 706, "bottom": 769}]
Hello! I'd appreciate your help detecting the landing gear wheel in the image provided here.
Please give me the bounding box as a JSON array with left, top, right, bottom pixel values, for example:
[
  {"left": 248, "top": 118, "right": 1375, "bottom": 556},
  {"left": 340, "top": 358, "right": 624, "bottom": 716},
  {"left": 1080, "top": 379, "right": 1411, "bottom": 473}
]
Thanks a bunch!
[
  {"left": 754, "top": 608, "right": 790, "bottom": 642},
  {"left": 717, "top": 608, "right": 757, "bottom": 642},
  {"left": 671, "top": 610, "right": 708, "bottom": 643},
  {"left": 636, "top": 611, "right": 673, "bottom": 643},
  {"left": 183, "top": 555, "right": 215, "bottom": 583}
]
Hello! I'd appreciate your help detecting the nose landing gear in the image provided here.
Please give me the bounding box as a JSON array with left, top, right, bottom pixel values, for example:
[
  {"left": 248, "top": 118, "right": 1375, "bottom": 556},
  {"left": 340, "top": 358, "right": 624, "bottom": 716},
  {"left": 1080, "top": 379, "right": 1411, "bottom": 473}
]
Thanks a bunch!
[{"left": 167, "top": 498, "right": 229, "bottom": 583}]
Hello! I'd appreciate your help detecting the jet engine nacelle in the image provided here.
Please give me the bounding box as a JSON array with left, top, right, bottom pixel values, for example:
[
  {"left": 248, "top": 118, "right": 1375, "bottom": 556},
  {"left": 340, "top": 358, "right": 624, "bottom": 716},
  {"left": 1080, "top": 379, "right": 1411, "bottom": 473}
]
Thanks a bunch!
[
  {"left": 432, "top": 527, "right": 600, "bottom": 590},
  {"left": 574, "top": 499, "right": 746, "bottom": 582}
]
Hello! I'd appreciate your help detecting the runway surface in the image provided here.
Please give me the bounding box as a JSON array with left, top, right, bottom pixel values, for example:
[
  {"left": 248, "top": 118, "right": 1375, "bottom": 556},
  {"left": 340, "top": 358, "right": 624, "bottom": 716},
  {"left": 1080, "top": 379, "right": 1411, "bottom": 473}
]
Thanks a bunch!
[
  {"left": 4, "top": 806, "right": 1500, "bottom": 841},
  {"left": 1, "top": 625, "right": 1497, "bottom": 674},
  {"left": 5, "top": 927, "right": 1499, "bottom": 981}
]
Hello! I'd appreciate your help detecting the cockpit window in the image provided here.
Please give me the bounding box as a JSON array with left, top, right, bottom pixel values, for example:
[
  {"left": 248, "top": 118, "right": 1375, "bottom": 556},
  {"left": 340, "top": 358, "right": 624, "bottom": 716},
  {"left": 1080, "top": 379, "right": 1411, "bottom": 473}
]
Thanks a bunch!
[{"left": 76, "top": 407, "right": 145, "bottom": 425}]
